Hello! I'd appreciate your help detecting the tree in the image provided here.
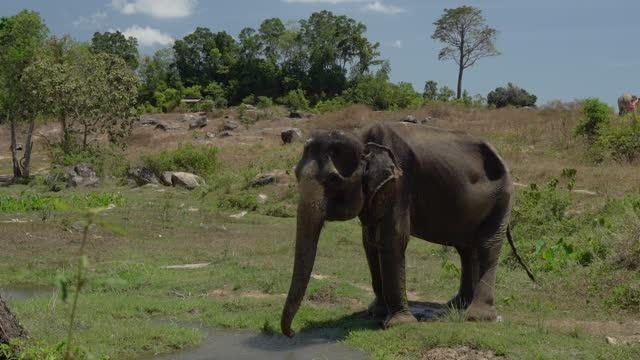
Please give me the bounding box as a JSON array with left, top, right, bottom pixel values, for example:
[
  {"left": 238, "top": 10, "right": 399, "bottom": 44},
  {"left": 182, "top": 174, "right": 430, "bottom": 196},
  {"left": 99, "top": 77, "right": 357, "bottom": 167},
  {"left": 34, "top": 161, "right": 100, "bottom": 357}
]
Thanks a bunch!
[
  {"left": 431, "top": 6, "right": 499, "bottom": 99},
  {"left": 139, "top": 48, "right": 181, "bottom": 105},
  {"left": 0, "top": 10, "right": 48, "bottom": 179},
  {"left": 423, "top": 80, "right": 438, "bottom": 101},
  {"left": 487, "top": 83, "right": 537, "bottom": 108},
  {"left": 90, "top": 31, "right": 139, "bottom": 69},
  {"left": 24, "top": 51, "right": 140, "bottom": 150}
]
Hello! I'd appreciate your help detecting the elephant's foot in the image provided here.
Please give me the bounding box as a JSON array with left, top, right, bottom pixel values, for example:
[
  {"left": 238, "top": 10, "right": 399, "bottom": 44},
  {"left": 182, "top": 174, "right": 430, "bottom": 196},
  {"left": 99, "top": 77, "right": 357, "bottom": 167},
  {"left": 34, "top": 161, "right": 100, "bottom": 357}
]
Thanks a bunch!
[
  {"left": 367, "top": 298, "right": 388, "bottom": 318},
  {"left": 465, "top": 302, "right": 497, "bottom": 321},
  {"left": 383, "top": 310, "right": 417, "bottom": 329},
  {"left": 446, "top": 293, "right": 471, "bottom": 310}
]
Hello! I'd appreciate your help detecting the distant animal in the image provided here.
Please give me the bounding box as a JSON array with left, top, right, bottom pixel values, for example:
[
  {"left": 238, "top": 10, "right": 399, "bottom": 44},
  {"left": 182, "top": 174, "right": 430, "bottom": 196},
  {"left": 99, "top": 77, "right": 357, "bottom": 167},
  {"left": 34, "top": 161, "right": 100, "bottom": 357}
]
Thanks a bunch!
[
  {"left": 280, "top": 122, "right": 535, "bottom": 337},
  {"left": 617, "top": 93, "right": 638, "bottom": 115}
]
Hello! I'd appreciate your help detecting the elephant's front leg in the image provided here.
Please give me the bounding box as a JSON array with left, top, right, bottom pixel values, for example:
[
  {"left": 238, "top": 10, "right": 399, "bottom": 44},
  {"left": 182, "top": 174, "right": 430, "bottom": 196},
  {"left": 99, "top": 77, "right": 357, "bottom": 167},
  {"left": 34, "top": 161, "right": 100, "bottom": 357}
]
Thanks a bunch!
[
  {"left": 363, "top": 225, "right": 387, "bottom": 318},
  {"left": 377, "top": 213, "right": 417, "bottom": 328}
]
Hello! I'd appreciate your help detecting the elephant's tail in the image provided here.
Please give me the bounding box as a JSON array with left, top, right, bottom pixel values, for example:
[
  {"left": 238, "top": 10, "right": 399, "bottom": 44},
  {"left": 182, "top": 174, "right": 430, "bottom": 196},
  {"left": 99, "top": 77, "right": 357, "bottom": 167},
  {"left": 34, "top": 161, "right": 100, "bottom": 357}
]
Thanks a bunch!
[{"left": 506, "top": 225, "right": 537, "bottom": 283}]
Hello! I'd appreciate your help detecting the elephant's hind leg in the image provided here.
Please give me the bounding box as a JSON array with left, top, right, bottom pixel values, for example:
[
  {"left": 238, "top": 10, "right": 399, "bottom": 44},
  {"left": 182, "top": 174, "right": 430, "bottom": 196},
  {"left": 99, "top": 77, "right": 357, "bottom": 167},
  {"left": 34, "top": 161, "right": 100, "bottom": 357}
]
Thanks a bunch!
[
  {"left": 466, "top": 224, "right": 506, "bottom": 321},
  {"left": 447, "top": 246, "right": 479, "bottom": 310}
]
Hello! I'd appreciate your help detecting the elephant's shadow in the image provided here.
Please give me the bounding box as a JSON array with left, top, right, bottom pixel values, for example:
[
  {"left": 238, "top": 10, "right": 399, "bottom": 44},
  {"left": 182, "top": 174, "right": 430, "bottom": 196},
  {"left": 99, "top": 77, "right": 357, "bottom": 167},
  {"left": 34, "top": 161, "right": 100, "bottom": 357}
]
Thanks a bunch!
[{"left": 302, "top": 300, "right": 448, "bottom": 337}]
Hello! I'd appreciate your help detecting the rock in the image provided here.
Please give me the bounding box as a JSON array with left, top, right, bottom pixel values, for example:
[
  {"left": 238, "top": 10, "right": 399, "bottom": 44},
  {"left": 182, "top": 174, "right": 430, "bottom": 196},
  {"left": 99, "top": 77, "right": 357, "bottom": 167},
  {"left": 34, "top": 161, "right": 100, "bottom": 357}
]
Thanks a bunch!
[
  {"left": 160, "top": 171, "right": 174, "bottom": 186},
  {"left": 186, "top": 113, "right": 208, "bottom": 129},
  {"left": 67, "top": 163, "right": 98, "bottom": 187},
  {"left": 257, "top": 194, "right": 268, "bottom": 204},
  {"left": 252, "top": 170, "right": 288, "bottom": 187},
  {"left": 171, "top": 172, "right": 205, "bottom": 190},
  {"left": 281, "top": 128, "right": 302, "bottom": 144},
  {"left": 230, "top": 211, "right": 248, "bottom": 219},
  {"left": 205, "top": 132, "right": 216, "bottom": 139},
  {"left": 155, "top": 120, "right": 181, "bottom": 131},
  {"left": 161, "top": 263, "right": 210, "bottom": 270},
  {"left": 217, "top": 130, "right": 234, "bottom": 138},
  {"left": 223, "top": 119, "right": 239, "bottom": 131},
  {"left": 401, "top": 115, "right": 417, "bottom": 123},
  {"left": 244, "top": 104, "right": 256, "bottom": 110},
  {"left": 606, "top": 335, "right": 640, "bottom": 345},
  {"left": 127, "top": 167, "right": 159, "bottom": 186},
  {"left": 289, "top": 110, "right": 305, "bottom": 119}
]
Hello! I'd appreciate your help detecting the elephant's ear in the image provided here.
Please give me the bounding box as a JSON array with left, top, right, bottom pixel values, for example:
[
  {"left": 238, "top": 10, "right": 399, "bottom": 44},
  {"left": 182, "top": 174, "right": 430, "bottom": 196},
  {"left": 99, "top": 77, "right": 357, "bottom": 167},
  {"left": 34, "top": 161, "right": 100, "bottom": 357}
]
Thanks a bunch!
[{"left": 363, "top": 143, "right": 403, "bottom": 218}]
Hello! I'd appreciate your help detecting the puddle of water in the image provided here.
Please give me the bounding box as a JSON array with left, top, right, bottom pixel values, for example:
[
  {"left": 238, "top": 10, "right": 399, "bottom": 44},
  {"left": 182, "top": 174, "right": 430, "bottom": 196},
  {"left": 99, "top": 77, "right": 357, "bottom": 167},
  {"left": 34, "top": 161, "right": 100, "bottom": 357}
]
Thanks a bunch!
[
  {"left": 0, "top": 287, "right": 55, "bottom": 301},
  {"left": 152, "top": 319, "right": 367, "bottom": 360}
]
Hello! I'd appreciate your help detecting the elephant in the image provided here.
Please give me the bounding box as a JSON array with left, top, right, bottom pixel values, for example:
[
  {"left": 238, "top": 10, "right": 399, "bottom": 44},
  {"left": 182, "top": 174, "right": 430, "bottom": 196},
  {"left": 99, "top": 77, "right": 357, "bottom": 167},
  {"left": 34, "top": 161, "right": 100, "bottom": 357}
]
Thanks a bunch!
[
  {"left": 280, "top": 121, "right": 535, "bottom": 337},
  {"left": 618, "top": 93, "right": 638, "bottom": 115}
]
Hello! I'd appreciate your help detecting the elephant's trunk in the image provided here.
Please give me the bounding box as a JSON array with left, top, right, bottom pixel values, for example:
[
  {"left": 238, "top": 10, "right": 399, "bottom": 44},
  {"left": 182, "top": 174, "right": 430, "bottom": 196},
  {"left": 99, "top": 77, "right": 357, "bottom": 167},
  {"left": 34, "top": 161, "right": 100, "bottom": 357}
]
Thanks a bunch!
[{"left": 281, "top": 178, "right": 325, "bottom": 337}]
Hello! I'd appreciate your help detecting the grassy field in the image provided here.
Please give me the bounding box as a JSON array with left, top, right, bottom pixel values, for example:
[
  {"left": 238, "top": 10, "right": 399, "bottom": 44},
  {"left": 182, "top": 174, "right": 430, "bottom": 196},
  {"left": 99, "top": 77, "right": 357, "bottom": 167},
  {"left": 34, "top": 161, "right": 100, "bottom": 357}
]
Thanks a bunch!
[{"left": 1, "top": 104, "right": 640, "bottom": 359}]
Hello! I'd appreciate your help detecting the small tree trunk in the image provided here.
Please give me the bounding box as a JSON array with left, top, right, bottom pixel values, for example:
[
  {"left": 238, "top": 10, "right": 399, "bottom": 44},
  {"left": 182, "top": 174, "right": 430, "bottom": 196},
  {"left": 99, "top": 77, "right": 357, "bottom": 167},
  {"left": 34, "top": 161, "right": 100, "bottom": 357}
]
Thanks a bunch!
[
  {"left": 0, "top": 294, "right": 29, "bottom": 345},
  {"left": 20, "top": 118, "right": 36, "bottom": 179},
  {"left": 9, "top": 118, "right": 22, "bottom": 179},
  {"left": 456, "top": 65, "right": 464, "bottom": 100}
]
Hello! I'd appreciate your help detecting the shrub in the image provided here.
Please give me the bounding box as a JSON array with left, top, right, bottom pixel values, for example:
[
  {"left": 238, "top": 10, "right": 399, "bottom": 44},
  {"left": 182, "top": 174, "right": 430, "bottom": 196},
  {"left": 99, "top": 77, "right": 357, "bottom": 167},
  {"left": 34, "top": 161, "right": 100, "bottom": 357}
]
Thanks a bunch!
[
  {"left": 183, "top": 85, "right": 202, "bottom": 99},
  {"left": 314, "top": 96, "right": 350, "bottom": 114},
  {"left": 598, "top": 117, "right": 640, "bottom": 162},
  {"left": 154, "top": 88, "right": 181, "bottom": 112},
  {"left": 49, "top": 142, "right": 129, "bottom": 178},
  {"left": 198, "top": 98, "right": 216, "bottom": 112},
  {"left": 277, "top": 89, "right": 310, "bottom": 111},
  {"left": 141, "top": 144, "right": 220, "bottom": 179},
  {"left": 487, "top": 83, "right": 537, "bottom": 108},
  {"left": 256, "top": 96, "right": 274, "bottom": 109},
  {"left": 575, "top": 98, "right": 612, "bottom": 138},
  {"left": 218, "top": 192, "right": 258, "bottom": 211}
]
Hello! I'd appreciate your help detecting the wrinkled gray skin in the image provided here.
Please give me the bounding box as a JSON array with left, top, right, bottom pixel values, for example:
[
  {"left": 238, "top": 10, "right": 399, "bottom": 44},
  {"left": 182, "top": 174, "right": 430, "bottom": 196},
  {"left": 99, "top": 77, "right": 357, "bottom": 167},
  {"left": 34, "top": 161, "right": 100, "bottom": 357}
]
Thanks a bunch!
[{"left": 281, "top": 122, "right": 519, "bottom": 338}]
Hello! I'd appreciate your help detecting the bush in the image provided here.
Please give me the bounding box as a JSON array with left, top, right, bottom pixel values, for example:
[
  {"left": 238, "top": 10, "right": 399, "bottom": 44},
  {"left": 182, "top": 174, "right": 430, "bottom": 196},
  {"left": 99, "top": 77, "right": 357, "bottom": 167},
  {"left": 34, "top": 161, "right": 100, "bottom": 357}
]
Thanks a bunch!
[
  {"left": 487, "top": 83, "right": 537, "bottom": 108},
  {"left": 277, "top": 89, "right": 310, "bottom": 111},
  {"left": 314, "top": 96, "right": 350, "bottom": 114},
  {"left": 256, "top": 96, "right": 274, "bottom": 109},
  {"left": 575, "top": 98, "right": 612, "bottom": 138},
  {"left": 49, "top": 142, "right": 129, "bottom": 179},
  {"left": 598, "top": 117, "right": 640, "bottom": 162},
  {"left": 154, "top": 88, "right": 181, "bottom": 112},
  {"left": 141, "top": 144, "right": 220, "bottom": 179},
  {"left": 198, "top": 98, "right": 216, "bottom": 112}
]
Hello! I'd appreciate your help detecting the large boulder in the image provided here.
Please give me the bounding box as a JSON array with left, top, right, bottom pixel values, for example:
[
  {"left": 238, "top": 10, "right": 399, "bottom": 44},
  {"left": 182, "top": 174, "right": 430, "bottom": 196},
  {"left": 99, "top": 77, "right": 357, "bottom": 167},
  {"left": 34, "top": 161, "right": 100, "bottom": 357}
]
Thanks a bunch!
[
  {"left": 67, "top": 163, "right": 98, "bottom": 187},
  {"left": 128, "top": 167, "right": 159, "bottom": 186},
  {"left": 281, "top": 128, "right": 302, "bottom": 144},
  {"left": 171, "top": 172, "right": 205, "bottom": 190},
  {"left": 186, "top": 113, "right": 208, "bottom": 129},
  {"left": 160, "top": 171, "right": 174, "bottom": 186},
  {"left": 223, "top": 119, "right": 239, "bottom": 131}
]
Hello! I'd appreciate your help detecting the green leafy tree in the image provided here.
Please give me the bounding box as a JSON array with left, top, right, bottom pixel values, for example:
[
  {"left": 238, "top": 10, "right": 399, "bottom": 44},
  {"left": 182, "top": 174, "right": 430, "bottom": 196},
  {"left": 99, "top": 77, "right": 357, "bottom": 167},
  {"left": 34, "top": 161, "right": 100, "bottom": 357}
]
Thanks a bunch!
[
  {"left": 24, "top": 51, "right": 140, "bottom": 150},
  {"left": 90, "top": 31, "right": 139, "bottom": 69},
  {"left": 437, "top": 86, "right": 455, "bottom": 102},
  {"left": 0, "top": 10, "right": 48, "bottom": 179},
  {"left": 431, "top": 6, "right": 499, "bottom": 99},
  {"left": 139, "top": 48, "right": 181, "bottom": 105},
  {"left": 487, "top": 83, "right": 537, "bottom": 108},
  {"left": 423, "top": 80, "right": 438, "bottom": 101},
  {"left": 575, "top": 98, "right": 612, "bottom": 138}
]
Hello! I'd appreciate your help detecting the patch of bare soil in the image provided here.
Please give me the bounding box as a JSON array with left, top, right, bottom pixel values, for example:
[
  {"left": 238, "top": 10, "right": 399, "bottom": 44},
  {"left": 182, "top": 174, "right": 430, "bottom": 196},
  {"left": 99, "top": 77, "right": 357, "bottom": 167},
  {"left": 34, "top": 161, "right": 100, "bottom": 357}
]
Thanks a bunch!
[
  {"left": 422, "top": 346, "right": 503, "bottom": 360},
  {"left": 545, "top": 319, "right": 640, "bottom": 337},
  {"left": 206, "top": 289, "right": 285, "bottom": 299}
]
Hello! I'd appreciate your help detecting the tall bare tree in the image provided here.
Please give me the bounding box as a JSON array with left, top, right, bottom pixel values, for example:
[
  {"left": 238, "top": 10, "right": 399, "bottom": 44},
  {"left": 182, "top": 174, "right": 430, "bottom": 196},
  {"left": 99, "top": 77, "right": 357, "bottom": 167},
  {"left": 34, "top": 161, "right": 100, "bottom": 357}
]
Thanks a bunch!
[{"left": 431, "top": 6, "right": 499, "bottom": 99}]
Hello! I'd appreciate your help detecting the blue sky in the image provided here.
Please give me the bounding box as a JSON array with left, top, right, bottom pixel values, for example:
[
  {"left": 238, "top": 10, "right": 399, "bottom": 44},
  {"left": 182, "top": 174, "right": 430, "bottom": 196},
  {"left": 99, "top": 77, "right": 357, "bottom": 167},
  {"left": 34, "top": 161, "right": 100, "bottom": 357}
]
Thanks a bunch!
[{"left": 1, "top": 0, "right": 638, "bottom": 107}]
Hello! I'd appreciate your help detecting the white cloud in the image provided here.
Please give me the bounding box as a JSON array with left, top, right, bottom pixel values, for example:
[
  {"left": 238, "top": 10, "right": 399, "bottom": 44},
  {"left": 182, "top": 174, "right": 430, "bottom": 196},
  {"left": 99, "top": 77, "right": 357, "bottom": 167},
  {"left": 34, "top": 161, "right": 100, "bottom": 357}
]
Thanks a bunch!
[
  {"left": 111, "top": 0, "right": 197, "bottom": 19},
  {"left": 392, "top": 40, "right": 402, "bottom": 48},
  {"left": 363, "top": 1, "right": 405, "bottom": 15},
  {"left": 122, "top": 25, "right": 174, "bottom": 46},
  {"left": 283, "top": 0, "right": 366, "bottom": 3},
  {"left": 73, "top": 10, "right": 107, "bottom": 28}
]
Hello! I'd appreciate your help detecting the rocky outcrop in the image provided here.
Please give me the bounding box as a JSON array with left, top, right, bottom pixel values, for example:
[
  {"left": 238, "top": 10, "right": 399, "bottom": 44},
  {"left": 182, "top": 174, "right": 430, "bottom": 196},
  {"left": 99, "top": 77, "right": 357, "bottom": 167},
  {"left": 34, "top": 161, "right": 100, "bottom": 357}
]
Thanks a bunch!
[
  {"left": 223, "top": 119, "right": 239, "bottom": 131},
  {"left": 67, "top": 163, "right": 98, "bottom": 187},
  {"left": 186, "top": 113, "right": 208, "bottom": 129},
  {"left": 128, "top": 167, "right": 159, "bottom": 186},
  {"left": 401, "top": 115, "right": 417, "bottom": 123}
]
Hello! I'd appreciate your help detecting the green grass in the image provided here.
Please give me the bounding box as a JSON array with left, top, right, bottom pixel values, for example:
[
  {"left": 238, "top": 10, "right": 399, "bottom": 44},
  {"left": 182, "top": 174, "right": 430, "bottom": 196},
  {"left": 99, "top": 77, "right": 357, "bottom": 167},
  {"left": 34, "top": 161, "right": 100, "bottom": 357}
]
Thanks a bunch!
[{"left": 1, "top": 142, "right": 640, "bottom": 358}]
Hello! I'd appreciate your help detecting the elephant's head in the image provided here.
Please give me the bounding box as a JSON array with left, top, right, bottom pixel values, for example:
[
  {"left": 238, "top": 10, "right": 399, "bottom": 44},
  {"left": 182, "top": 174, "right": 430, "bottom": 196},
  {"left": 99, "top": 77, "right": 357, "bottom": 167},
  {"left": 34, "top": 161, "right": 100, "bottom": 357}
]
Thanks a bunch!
[{"left": 281, "top": 129, "right": 402, "bottom": 337}]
